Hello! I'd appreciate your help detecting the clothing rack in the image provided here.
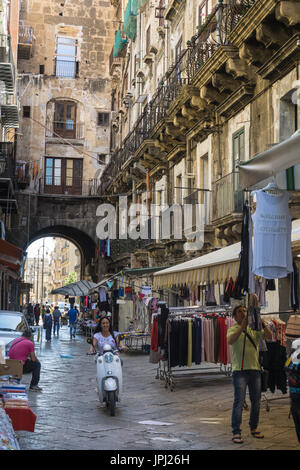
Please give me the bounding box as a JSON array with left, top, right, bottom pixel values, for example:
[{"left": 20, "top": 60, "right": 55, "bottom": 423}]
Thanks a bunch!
[{"left": 156, "top": 305, "right": 233, "bottom": 391}]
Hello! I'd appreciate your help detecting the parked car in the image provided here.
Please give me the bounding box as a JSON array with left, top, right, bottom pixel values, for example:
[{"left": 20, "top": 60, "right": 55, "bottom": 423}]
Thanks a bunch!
[{"left": 0, "top": 311, "right": 30, "bottom": 356}]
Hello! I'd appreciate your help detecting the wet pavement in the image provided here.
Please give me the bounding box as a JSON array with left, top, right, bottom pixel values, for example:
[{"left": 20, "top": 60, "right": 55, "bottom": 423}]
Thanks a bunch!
[{"left": 16, "top": 324, "right": 300, "bottom": 451}]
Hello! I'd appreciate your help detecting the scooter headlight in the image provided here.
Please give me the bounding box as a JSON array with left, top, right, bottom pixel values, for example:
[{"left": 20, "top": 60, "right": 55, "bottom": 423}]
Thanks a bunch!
[{"left": 104, "top": 352, "right": 114, "bottom": 363}]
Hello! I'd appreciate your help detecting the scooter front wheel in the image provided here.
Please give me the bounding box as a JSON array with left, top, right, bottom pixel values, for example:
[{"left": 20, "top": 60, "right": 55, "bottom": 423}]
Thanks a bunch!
[{"left": 108, "top": 391, "right": 115, "bottom": 416}]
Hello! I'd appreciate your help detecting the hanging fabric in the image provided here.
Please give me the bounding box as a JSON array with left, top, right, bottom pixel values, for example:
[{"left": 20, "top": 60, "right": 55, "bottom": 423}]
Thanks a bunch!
[
  {"left": 290, "top": 261, "right": 299, "bottom": 312},
  {"left": 251, "top": 188, "right": 293, "bottom": 279},
  {"left": 234, "top": 202, "right": 251, "bottom": 296}
]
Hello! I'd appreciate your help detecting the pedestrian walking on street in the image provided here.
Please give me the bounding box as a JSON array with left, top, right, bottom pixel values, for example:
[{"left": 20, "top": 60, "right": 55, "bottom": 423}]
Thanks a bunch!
[
  {"left": 8, "top": 329, "right": 42, "bottom": 392},
  {"left": 43, "top": 308, "right": 53, "bottom": 341},
  {"left": 34, "top": 303, "right": 41, "bottom": 326},
  {"left": 52, "top": 305, "right": 61, "bottom": 337},
  {"left": 67, "top": 305, "right": 78, "bottom": 339},
  {"left": 41, "top": 304, "right": 46, "bottom": 322},
  {"left": 227, "top": 305, "right": 272, "bottom": 444},
  {"left": 26, "top": 303, "right": 34, "bottom": 325}
]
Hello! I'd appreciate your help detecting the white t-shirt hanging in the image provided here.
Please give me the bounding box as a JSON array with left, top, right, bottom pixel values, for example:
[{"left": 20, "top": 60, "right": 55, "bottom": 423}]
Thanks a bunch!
[{"left": 252, "top": 189, "right": 292, "bottom": 279}]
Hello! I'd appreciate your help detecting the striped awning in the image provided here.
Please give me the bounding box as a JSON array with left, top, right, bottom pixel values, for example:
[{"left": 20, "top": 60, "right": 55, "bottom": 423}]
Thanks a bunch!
[
  {"left": 51, "top": 280, "right": 97, "bottom": 296},
  {"left": 153, "top": 243, "right": 241, "bottom": 289},
  {"left": 154, "top": 219, "right": 300, "bottom": 289}
]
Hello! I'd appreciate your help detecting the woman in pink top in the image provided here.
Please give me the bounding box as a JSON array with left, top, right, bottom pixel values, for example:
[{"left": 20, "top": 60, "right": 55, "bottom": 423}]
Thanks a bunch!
[{"left": 8, "top": 330, "right": 42, "bottom": 392}]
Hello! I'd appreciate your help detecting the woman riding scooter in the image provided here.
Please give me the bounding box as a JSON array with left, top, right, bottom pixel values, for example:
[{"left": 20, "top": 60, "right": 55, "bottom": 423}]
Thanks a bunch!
[{"left": 87, "top": 316, "right": 128, "bottom": 355}]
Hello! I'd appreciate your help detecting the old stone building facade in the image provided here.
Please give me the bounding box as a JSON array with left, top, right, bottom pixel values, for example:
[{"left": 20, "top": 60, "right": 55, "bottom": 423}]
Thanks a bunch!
[
  {"left": 100, "top": 0, "right": 300, "bottom": 285},
  {"left": 46, "top": 238, "right": 81, "bottom": 304},
  {"left": 16, "top": 0, "right": 116, "bottom": 196}
]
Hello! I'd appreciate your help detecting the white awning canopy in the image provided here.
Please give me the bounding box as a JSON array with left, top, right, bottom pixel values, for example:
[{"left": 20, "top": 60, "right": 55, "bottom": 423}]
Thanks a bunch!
[
  {"left": 239, "top": 130, "right": 300, "bottom": 189},
  {"left": 154, "top": 220, "right": 300, "bottom": 289}
]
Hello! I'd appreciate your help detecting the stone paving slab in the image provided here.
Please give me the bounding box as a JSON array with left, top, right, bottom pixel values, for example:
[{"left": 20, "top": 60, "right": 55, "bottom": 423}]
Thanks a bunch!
[{"left": 15, "top": 325, "right": 300, "bottom": 451}]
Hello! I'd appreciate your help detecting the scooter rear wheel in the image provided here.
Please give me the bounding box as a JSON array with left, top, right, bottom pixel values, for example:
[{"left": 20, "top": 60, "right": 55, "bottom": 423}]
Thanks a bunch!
[{"left": 108, "top": 391, "right": 115, "bottom": 416}]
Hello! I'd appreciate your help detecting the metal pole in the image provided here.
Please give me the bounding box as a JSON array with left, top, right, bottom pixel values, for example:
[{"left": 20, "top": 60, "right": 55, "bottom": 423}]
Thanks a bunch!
[
  {"left": 36, "top": 250, "right": 40, "bottom": 303},
  {"left": 41, "top": 239, "right": 45, "bottom": 304}
]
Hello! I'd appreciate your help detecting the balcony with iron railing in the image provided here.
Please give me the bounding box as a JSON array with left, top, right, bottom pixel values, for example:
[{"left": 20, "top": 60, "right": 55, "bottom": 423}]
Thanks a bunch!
[
  {"left": 0, "top": 34, "right": 15, "bottom": 94},
  {"left": 109, "top": 47, "right": 121, "bottom": 75},
  {"left": 18, "top": 24, "right": 34, "bottom": 60},
  {"left": 100, "top": 1, "right": 257, "bottom": 195},
  {"left": 212, "top": 171, "right": 244, "bottom": 221},
  {"left": 183, "top": 189, "right": 212, "bottom": 228},
  {"left": 45, "top": 119, "right": 85, "bottom": 142},
  {"left": 38, "top": 177, "right": 101, "bottom": 197},
  {"left": 0, "top": 142, "right": 15, "bottom": 182},
  {"left": 55, "top": 59, "right": 79, "bottom": 78}
]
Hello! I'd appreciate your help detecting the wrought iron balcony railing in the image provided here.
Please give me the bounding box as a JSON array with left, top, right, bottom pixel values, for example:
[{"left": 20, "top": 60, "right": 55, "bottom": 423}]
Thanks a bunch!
[
  {"left": 45, "top": 119, "right": 85, "bottom": 140},
  {"left": 0, "top": 34, "right": 15, "bottom": 94},
  {"left": 212, "top": 171, "right": 243, "bottom": 220},
  {"left": 0, "top": 142, "right": 15, "bottom": 182},
  {"left": 18, "top": 24, "right": 33, "bottom": 45},
  {"left": 38, "top": 177, "right": 101, "bottom": 197},
  {"left": 100, "top": 0, "right": 258, "bottom": 194}
]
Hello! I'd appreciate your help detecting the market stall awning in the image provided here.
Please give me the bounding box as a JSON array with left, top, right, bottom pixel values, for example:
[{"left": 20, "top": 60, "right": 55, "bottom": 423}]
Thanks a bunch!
[
  {"left": 124, "top": 266, "right": 169, "bottom": 276},
  {"left": 153, "top": 219, "right": 300, "bottom": 289},
  {"left": 239, "top": 130, "right": 300, "bottom": 189},
  {"left": 0, "top": 239, "right": 23, "bottom": 278},
  {"left": 153, "top": 243, "right": 241, "bottom": 288},
  {"left": 88, "top": 266, "right": 170, "bottom": 294},
  {"left": 51, "top": 280, "right": 97, "bottom": 296}
]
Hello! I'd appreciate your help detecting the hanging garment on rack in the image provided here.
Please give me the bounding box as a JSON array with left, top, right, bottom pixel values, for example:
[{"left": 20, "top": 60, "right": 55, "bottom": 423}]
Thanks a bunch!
[
  {"left": 213, "top": 317, "right": 219, "bottom": 363},
  {"left": 265, "top": 341, "right": 287, "bottom": 394},
  {"left": 187, "top": 319, "right": 193, "bottom": 367},
  {"left": 194, "top": 317, "right": 202, "bottom": 365},
  {"left": 150, "top": 315, "right": 160, "bottom": 364},
  {"left": 224, "top": 277, "right": 234, "bottom": 302},
  {"left": 235, "top": 203, "right": 251, "bottom": 295},
  {"left": 254, "top": 277, "right": 266, "bottom": 306},
  {"left": 201, "top": 317, "right": 215, "bottom": 363},
  {"left": 205, "top": 282, "right": 217, "bottom": 306},
  {"left": 290, "top": 261, "right": 299, "bottom": 312},
  {"left": 252, "top": 189, "right": 293, "bottom": 279}
]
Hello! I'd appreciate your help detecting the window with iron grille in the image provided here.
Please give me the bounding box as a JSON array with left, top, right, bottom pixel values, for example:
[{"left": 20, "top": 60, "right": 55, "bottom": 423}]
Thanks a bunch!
[{"left": 97, "top": 112, "right": 110, "bottom": 127}]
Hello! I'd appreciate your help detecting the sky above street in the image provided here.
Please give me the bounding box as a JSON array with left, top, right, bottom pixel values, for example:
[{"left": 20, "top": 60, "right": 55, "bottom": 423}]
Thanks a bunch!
[{"left": 26, "top": 237, "right": 56, "bottom": 259}]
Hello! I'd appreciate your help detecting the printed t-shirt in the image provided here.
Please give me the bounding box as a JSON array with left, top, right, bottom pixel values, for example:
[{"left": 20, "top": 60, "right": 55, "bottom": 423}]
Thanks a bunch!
[
  {"left": 8, "top": 337, "right": 34, "bottom": 365},
  {"left": 227, "top": 324, "right": 265, "bottom": 372}
]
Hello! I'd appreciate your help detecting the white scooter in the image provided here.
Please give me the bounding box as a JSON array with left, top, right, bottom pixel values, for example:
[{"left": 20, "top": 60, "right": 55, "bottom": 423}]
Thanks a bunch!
[{"left": 89, "top": 342, "right": 123, "bottom": 416}]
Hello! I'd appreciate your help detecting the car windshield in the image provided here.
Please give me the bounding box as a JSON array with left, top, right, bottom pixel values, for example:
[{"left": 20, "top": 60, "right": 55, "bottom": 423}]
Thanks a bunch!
[{"left": 0, "top": 314, "right": 27, "bottom": 332}]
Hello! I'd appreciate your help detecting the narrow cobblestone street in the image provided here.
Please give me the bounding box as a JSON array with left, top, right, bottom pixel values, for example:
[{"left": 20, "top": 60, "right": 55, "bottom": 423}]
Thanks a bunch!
[{"left": 15, "top": 325, "right": 299, "bottom": 451}]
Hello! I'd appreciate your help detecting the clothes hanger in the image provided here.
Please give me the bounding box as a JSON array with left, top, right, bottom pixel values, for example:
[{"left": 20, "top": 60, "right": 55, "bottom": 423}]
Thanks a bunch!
[{"left": 262, "top": 181, "right": 282, "bottom": 196}]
